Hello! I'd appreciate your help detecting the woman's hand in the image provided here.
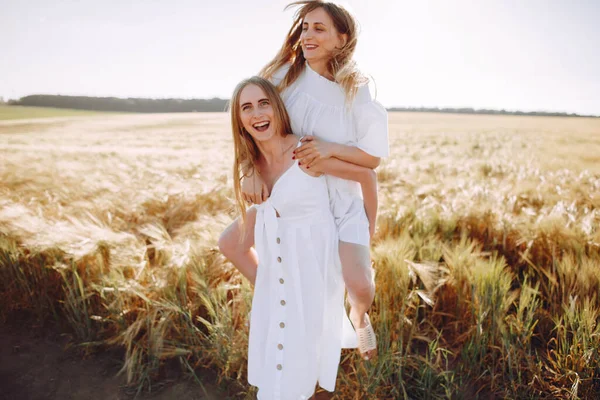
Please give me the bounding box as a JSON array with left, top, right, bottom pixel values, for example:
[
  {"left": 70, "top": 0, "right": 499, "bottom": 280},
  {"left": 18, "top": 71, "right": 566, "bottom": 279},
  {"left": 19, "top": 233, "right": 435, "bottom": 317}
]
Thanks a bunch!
[
  {"left": 294, "top": 136, "right": 336, "bottom": 168},
  {"left": 241, "top": 170, "right": 269, "bottom": 204},
  {"left": 298, "top": 160, "right": 324, "bottom": 177}
]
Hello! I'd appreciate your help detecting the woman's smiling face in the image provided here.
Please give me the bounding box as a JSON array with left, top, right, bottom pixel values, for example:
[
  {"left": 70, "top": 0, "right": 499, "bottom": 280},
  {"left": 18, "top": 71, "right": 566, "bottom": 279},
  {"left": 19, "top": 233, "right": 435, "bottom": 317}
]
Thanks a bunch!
[
  {"left": 301, "top": 7, "right": 346, "bottom": 64},
  {"left": 238, "top": 84, "right": 277, "bottom": 142}
]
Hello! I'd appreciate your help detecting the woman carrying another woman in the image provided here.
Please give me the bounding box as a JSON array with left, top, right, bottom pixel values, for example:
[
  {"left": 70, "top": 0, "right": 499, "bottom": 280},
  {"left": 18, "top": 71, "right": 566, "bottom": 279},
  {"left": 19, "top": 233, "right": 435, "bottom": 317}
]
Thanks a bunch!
[
  {"left": 222, "top": 76, "right": 377, "bottom": 398},
  {"left": 224, "top": 0, "right": 389, "bottom": 361}
]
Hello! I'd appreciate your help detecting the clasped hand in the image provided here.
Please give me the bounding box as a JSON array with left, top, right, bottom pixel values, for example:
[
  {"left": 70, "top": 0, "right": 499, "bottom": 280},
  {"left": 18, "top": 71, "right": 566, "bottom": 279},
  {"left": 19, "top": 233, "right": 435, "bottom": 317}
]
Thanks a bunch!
[
  {"left": 241, "top": 135, "right": 333, "bottom": 204},
  {"left": 241, "top": 169, "right": 269, "bottom": 205},
  {"left": 294, "top": 135, "right": 334, "bottom": 168}
]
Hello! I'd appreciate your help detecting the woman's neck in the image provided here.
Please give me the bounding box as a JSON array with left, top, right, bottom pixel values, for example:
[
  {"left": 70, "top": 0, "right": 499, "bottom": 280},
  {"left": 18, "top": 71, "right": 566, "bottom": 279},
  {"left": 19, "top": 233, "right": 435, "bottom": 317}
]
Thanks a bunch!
[
  {"left": 307, "top": 59, "right": 334, "bottom": 81},
  {"left": 256, "top": 134, "right": 293, "bottom": 166}
]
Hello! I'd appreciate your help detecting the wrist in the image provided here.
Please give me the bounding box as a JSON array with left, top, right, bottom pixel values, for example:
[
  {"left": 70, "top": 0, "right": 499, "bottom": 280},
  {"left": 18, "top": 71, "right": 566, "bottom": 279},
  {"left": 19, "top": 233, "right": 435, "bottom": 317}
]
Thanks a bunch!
[
  {"left": 310, "top": 162, "right": 324, "bottom": 174},
  {"left": 329, "top": 143, "right": 343, "bottom": 159}
]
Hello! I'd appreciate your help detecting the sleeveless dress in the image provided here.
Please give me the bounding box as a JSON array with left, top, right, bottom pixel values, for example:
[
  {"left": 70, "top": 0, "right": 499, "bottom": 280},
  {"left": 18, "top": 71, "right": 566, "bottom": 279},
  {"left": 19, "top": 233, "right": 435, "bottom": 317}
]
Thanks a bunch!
[
  {"left": 272, "top": 63, "right": 390, "bottom": 247},
  {"left": 248, "top": 154, "right": 357, "bottom": 399}
]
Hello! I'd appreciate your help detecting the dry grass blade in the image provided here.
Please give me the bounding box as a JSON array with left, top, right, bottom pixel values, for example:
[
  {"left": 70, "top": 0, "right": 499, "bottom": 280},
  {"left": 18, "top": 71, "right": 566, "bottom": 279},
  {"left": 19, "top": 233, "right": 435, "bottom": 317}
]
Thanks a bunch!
[{"left": 2, "top": 112, "right": 600, "bottom": 398}]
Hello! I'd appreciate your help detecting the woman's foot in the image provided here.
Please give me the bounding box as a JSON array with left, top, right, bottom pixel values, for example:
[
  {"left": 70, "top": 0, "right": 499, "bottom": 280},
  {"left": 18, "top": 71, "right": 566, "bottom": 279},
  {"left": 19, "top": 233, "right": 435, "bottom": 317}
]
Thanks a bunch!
[{"left": 350, "top": 310, "right": 377, "bottom": 360}]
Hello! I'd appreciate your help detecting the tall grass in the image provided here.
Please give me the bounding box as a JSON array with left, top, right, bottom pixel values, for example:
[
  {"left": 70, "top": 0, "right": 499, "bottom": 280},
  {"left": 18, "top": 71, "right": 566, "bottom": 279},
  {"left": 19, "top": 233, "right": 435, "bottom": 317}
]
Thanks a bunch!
[{"left": 1, "top": 112, "right": 600, "bottom": 398}]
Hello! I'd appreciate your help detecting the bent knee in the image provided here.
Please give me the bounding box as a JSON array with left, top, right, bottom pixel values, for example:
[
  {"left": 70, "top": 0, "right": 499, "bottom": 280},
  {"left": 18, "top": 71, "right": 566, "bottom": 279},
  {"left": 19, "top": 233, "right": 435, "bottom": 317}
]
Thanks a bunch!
[{"left": 345, "top": 274, "right": 375, "bottom": 297}]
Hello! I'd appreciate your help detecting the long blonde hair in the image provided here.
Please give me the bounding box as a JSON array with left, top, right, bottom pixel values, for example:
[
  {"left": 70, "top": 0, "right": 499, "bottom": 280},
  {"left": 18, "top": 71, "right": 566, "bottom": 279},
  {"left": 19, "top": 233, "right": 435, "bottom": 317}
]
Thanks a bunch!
[
  {"left": 260, "top": 0, "right": 367, "bottom": 104},
  {"left": 229, "top": 77, "right": 294, "bottom": 223}
]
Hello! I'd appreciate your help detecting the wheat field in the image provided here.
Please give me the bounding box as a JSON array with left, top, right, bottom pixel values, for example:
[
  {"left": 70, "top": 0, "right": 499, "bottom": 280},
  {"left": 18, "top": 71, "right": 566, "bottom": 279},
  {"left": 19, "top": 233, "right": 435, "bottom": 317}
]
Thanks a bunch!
[
  {"left": 1, "top": 112, "right": 600, "bottom": 399},
  {"left": 0, "top": 104, "right": 121, "bottom": 120}
]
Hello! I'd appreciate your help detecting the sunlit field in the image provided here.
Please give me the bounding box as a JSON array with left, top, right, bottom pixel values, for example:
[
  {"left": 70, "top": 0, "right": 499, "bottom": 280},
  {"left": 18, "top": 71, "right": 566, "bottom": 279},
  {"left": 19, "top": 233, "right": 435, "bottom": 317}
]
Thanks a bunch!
[
  {"left": 1, "top": 112, "right": 600, "bottom": 399},
  {"left": 0, "top": 104, "right": 119, "bottom": 120}
]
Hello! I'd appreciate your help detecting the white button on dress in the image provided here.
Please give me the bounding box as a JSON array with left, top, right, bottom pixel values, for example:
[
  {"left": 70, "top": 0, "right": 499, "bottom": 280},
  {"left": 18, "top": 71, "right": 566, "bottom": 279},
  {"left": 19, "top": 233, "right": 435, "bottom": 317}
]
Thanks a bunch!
[{"left": 247, "top": 153, "right": 354, "bottom": 400}]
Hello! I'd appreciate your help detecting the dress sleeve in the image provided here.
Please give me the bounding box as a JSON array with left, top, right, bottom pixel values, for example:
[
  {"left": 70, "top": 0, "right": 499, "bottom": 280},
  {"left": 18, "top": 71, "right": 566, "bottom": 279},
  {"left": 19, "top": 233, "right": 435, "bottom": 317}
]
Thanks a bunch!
[{"left": 352, "top": 83, "right": 389, "bottom": 158}]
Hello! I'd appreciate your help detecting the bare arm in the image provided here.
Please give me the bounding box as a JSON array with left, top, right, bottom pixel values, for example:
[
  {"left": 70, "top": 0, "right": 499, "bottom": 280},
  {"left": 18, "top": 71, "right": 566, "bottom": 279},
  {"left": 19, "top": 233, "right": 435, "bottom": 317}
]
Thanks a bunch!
[
  {"left": 217, "top": 207, "right": 258, "bottom": 285},
  {"left": 294, "top": 136, "right": 381, "bottom": 170},
  {"left": 301, "top": 158, "right": 378, "bottom": 238},
  {"left": 329, "top": 142, "right": 381, "bottom": 169}
]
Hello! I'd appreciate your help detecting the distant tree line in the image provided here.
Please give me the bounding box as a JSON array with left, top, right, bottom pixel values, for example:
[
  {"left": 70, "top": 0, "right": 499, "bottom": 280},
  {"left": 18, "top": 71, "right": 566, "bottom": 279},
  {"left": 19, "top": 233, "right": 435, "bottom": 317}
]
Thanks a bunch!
[
  {"left": 9, "top": 95, "right": 229, "bottom": 113},
  {"left": 7, "top": 95, "right": 597, "bottom": 118},
  {"left": 387, "top": 106, "right": 597, "bottom": 118}
]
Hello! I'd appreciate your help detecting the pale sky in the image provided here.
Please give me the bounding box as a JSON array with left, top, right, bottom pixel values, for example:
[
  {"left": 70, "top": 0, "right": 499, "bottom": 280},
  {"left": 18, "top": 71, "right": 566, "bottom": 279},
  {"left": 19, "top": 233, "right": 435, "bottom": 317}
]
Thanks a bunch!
[{"left": 2, "top": 0, "right": 599, "bottom": 115}]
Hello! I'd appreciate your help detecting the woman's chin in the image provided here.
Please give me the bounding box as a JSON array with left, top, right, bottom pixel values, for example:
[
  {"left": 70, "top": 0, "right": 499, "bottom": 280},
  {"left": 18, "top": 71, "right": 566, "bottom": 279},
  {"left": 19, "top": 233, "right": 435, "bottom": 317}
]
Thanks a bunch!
[
  {"left": 251, "top": 129, "right": 277, "bottom": 143},
  {"left": 302, "top": 52, "right": 320, "bottom": 62}
]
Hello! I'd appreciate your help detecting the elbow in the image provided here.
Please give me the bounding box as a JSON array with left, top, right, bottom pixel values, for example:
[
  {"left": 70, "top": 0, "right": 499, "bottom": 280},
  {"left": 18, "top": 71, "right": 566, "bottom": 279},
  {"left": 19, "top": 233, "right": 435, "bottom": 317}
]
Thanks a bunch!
[
  {"left": 219, "top": 222, "right": 249, "bottom": 259},
  {"left": 354, "top": 146, "right": 380, "bottom": 169},
  {"left": 367, "top": 156, "right": 381, "bottom": 170},
  {"left": 218, "top": 232, "right": 234, "bottom": 259},
  {"left": 217, "top": 234, "right": 228, "bottom": 256}
]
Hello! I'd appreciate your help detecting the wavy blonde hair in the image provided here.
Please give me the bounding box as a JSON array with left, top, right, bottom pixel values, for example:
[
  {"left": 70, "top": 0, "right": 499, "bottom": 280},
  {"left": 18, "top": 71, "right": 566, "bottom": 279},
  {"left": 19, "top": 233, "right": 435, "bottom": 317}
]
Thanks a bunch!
[
  {"left": 229, "top": 77, "right": 294, "bottom": 223},
  {"left": 260, "top": 0, "right": 367, "bottom": 104}
]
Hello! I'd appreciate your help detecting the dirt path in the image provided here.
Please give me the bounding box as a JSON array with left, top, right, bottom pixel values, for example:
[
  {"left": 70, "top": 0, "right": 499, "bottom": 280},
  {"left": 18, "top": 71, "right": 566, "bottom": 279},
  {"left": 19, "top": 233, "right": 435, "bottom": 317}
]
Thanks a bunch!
[
  {"left": 0, "top": 323, "right": 236, "bottom": 400},
  {"left": 0, "top": 324, "right": 336, "bottom": 400}
]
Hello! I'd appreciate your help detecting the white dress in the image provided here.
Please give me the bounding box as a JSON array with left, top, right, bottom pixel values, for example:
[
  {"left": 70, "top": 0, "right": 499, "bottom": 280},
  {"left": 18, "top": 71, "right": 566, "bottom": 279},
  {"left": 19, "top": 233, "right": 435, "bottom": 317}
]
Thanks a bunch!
[
  {"left": 272, "top": 63, "right": 390, "bottom": 247},
  {"left": 248, "top": 155, "right": 357, "bottom": 399}
]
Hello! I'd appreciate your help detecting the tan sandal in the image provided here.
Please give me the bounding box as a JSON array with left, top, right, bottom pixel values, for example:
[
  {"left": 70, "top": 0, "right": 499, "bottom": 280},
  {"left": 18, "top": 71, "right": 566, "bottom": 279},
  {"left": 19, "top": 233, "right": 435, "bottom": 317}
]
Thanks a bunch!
[{"left": 354, "top": 313, "right": 377, "bottom": 360}]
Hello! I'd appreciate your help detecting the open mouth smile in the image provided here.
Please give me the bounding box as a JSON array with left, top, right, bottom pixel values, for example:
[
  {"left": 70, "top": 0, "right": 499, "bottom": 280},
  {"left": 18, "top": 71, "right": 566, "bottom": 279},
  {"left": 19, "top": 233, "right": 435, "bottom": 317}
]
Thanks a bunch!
[{"left": 253, "top": 121, "right": 270, "bottom": 132}]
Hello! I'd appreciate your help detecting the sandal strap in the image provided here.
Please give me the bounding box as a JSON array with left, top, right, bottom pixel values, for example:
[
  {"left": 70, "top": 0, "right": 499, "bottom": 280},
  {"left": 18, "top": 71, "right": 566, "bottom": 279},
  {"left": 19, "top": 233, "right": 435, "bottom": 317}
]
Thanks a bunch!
[{"left": 356, "top": 322, "right": 377, "bottom": 353}]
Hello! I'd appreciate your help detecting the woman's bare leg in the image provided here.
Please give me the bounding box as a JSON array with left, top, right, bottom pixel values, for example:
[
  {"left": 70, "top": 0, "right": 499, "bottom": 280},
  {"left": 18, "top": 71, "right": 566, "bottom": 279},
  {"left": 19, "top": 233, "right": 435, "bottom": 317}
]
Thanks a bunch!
[
  {"left": 339, "top": 240, "right": 377, "bottom": 359},
  {"left": 217, "top": 207, "right": 258, "bottom": 285}
]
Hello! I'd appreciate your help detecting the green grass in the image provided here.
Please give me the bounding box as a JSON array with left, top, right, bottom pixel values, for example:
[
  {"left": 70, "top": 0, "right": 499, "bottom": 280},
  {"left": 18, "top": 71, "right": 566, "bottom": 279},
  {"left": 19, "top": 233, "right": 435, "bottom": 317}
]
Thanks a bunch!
[{"left": 0, "top": 104, "right": 122, "bottom": 120}]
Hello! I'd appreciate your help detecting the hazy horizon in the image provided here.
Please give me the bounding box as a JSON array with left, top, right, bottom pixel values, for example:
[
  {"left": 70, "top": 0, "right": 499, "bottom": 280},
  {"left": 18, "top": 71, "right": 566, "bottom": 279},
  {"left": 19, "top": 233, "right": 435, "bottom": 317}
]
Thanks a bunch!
[{"left": 2, "top": 0, "right": 599, "bottom": 115}]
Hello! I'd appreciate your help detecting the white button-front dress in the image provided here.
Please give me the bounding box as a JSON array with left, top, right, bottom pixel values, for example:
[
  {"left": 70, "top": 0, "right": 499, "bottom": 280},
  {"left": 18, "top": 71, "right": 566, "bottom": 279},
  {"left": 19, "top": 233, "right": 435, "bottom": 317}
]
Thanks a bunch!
[
  {"left": 273, "top": 63, "right": 390, "bottom": 247},
  {"left": 248, "top": 153, "right": 357, "bottom": 399}
]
